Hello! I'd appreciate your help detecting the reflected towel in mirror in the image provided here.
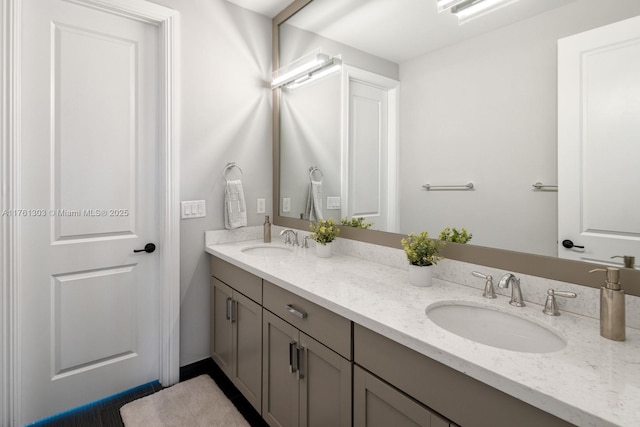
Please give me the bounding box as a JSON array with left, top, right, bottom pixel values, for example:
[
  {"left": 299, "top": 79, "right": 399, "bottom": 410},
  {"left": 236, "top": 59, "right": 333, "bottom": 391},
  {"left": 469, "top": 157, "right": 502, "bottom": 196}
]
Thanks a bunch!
[
  {"left": 305, "top": 180, "right": 323, "bottom": 221},
  {"left": 224, "top": 179, "right": 247, "bottom": 229}
]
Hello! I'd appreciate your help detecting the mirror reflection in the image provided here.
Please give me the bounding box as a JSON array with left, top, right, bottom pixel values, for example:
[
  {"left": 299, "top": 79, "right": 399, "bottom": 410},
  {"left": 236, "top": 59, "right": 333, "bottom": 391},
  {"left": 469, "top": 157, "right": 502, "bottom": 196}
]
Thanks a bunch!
[{"left": 278, "top": 0, "right": 640, "bottom": 265}]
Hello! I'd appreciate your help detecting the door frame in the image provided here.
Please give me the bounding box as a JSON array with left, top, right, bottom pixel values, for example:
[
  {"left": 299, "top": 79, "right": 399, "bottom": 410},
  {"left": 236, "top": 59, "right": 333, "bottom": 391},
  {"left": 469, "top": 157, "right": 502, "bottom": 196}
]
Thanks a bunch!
[
  {"left": 0, "top": 0, "right": 181, "bottom": 424},
  {"left": 340, "top": 65, "right": 400, "bottom": 232}
]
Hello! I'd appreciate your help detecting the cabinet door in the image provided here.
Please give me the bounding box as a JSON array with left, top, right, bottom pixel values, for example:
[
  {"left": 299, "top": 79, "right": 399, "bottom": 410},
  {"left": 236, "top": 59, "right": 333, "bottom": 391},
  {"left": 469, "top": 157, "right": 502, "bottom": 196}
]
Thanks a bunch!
[
  {"left": 354, "top": 366, "right": 435, "bottom": 427},
  {"left": 263, "top": 310, "right": 299, "bottom": 427},
  {"left": 211, "top": 278, "right": 233, "bottom": 377},
  {"left": 299, "top": 332, "right": 351, "bottom": 427},
  {"left": 232, "top": 291, "right": 262, "bottom": 412}
]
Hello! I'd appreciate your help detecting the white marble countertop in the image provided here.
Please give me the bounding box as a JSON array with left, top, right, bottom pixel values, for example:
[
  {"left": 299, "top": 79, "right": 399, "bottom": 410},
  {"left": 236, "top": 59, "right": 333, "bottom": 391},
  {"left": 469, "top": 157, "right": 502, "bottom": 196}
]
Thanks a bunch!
[{"left": 205, "top": 240, "right": 640, "bottom": 427}]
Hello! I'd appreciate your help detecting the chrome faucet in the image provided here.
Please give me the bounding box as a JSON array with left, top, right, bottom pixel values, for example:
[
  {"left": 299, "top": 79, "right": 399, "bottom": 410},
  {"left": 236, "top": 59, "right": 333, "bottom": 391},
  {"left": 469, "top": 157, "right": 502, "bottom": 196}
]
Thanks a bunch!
[
  {"left": 279, "top": 229, "right": 299, "bottom": 246},
  {"left": 498, "top": 273, "right": 525, "bottom": 307}
]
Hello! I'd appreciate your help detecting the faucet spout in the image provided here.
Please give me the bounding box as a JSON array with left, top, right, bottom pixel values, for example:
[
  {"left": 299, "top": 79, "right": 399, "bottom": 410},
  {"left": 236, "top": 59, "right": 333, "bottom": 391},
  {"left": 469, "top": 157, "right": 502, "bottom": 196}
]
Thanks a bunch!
[
  {"left": 498, "top": 273, "right": 525, "bottom": 307},
  {"left": 279, "top": 229, "right": 299, "bottom": 246}
]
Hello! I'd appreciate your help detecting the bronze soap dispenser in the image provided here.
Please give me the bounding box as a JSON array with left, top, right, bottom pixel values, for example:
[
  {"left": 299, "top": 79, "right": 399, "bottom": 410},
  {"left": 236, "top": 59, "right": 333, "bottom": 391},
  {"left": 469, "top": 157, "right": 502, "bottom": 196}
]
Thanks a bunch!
[{"left": 589, "top": 267, "right": 625, "bottom": 341}]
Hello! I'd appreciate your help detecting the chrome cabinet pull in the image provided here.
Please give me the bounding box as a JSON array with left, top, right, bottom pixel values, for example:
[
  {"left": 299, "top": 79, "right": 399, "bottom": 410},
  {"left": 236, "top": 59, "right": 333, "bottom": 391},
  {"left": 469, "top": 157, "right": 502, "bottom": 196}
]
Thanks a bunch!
[
  {"left": 289, "top": 341, "right": 297, "bottom": 373},
  {"left": 296, "top": 345, "right": 304, "bottom": 379},
  {"left": 230, "top": 300, "right": 237, "bottom": 323},
  {"left": 225, "top": 298, "right": 232, "bottom": 321},
  {"left": 285, "top": 304, "right": 307, "bottom": 319}
]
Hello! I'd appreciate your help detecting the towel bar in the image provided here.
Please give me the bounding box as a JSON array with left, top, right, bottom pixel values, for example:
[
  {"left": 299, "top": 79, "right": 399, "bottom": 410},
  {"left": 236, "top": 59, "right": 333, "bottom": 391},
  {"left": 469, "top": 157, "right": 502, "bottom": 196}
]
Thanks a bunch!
[
  {"left": 309, "top": 166, "right": 324, "bottom": 181},
  {"left": 422, "top": 182, "right": 474, "bottom": 191},
  {"left": 532, "top": 182, "right": 558, "bottom": 191},
  {"left": 223, "top": 162, "right": 243, "bottom": 181}
]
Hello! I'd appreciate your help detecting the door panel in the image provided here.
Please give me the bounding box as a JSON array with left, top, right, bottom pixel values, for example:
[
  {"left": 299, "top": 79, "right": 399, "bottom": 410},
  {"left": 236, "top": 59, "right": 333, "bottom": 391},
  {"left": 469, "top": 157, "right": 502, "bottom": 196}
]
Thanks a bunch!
[
  {"left": 299, "top": 332, "right": 351, "bottom": 427},
  {"left": 21, "top": 0, "right": 160, "bottom": 422},
  {"left": 52, "top": 22, "right": 137, "bottom": 240},
  {"left": 233, "top": 291, "right": 262, "bottom": 411},
  {"left": 558, "top": 15, "right": 640, "bottom": 267},
  {"left": 354, "top": 366, "right": 431, "bottom": 427},
  {"left": 262, "top": 310, "right": 299, "bottom": 427},
  {"left": 211, "top": 279, "right": 233, "bottom": 376},
  {"left": 347, "top": 80, "right": 389, "bottom": 229}
]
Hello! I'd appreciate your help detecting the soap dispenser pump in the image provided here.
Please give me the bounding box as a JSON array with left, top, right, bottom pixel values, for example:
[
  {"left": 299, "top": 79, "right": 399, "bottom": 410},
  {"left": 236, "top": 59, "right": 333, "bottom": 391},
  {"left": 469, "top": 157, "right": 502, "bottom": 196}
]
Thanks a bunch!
[{"left": 589, "top": 267, "right": 625, "bottom": 341}]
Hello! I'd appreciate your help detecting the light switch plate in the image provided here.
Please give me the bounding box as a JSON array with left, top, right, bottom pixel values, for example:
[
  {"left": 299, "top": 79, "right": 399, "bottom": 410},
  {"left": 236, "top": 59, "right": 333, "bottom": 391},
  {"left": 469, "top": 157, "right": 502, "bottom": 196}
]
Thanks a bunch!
[
  {"left": 181, "top": 200, "right": 206, "bottom": 219},
  {"left": 327, "top": 196, "right": 341, "bottom": 210},
  {"left": 282, "top": 197, "right": 291, "bottom": 213}
]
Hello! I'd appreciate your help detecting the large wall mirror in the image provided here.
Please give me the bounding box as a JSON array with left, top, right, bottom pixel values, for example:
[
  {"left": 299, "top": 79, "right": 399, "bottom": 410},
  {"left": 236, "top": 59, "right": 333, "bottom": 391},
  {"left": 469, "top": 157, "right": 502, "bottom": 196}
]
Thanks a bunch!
[{"left": 272, "top": 0, "right": 640, "bottom": 293}]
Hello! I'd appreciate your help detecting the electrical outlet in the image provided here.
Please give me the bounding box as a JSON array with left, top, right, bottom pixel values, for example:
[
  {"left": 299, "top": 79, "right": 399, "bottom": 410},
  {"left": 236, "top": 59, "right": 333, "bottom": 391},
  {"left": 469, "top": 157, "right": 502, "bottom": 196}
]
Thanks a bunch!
[
  {"left": 282, "top": 197, "right": 291, "bottom": 213},
  {"left": 257, "top": 198, "right": 266, "bottom": 214}
]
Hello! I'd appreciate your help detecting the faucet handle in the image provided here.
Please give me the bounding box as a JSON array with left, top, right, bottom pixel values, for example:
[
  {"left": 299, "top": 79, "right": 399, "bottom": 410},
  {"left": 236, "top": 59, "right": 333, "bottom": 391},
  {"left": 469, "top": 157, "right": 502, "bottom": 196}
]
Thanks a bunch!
[
  {"left": 302, "top": 236, "right": 310, "bottom": 249},
  {"left": 472, "top": 271, "right": 496, "bottom": 299},
  {"left": 543, "top": 289, "right": 577, "bottom": 316}
]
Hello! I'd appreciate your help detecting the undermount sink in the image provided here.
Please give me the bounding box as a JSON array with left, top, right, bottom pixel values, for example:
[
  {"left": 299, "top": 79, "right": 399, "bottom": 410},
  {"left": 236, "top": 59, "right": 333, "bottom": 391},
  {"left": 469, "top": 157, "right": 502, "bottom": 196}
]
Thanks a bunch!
[
  {"left": 241, "top": 244, "right": 294, "bottom": 257},
  {"left": 426, "top": 302, "right": 566, "bottom": 353}
]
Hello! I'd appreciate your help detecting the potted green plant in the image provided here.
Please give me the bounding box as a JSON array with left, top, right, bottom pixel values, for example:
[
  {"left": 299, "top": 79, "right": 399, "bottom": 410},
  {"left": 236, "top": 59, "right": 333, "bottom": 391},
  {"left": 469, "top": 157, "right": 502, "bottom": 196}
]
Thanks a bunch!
[
  {"left": 401, "top": 231, "right": 444, "bottom": 286},
  {"left": 310, "top": 218, "right": 340, "bottom": 257}
]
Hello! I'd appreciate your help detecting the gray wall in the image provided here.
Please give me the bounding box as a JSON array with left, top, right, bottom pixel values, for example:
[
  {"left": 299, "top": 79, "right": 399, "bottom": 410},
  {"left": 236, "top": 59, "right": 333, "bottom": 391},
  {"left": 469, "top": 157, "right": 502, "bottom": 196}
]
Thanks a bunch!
[
  {"left": 151, "top": 0, "right": 272, "bottom": 366},
  {"left": 399, "top": 0, "right": 640, "bottom": 256}
]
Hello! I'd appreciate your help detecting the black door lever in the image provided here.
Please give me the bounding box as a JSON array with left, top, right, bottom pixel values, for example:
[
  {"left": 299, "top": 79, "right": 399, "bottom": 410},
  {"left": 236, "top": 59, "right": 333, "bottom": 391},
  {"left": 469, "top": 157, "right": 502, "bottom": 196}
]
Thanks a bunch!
[
  {"left": 133, "top": 243, "right": 156, "bottom": 253},
  {"left": 562, "top": 239, "right": 584, "bottom": 249}
]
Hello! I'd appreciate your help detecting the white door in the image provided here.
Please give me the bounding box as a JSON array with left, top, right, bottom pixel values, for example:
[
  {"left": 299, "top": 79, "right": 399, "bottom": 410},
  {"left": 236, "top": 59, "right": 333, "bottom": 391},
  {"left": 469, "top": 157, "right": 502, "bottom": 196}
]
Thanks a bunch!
[
  {"left": 21, "top": 0, "right": 161, "bottom": 422},
  {"left": 343, "top": 69, "right": 398, "bottom": 232},
  {"left": 558, "top": 15, "right": 640, "bottom": 268}
]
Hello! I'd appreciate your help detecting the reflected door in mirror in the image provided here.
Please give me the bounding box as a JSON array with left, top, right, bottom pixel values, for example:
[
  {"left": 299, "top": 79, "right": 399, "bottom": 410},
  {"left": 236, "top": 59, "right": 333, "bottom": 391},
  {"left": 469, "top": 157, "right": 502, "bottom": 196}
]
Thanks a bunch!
[{"left": 558, "top": 15, "right": 640, "bottom": 268}]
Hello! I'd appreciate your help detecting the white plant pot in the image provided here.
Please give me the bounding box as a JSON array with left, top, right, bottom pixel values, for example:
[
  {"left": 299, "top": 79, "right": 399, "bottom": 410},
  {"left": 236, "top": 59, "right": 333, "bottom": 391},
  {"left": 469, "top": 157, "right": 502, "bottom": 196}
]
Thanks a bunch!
[
  {"left": 315, "top": 242, "right": 333, "bottom": 258},
  {"left": 408, "top": 264, "right": 433, "bottom": 287}
]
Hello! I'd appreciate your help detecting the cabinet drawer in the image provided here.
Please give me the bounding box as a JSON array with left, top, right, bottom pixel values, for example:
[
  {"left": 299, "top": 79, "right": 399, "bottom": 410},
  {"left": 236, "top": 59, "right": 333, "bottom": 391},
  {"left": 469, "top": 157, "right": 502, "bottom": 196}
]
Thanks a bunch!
[
  {"left": 211, "top": 257, "right": 262, "bottom": 303},
  {"left": 263, "top": 280, "right": 351, "bottom": 359}
]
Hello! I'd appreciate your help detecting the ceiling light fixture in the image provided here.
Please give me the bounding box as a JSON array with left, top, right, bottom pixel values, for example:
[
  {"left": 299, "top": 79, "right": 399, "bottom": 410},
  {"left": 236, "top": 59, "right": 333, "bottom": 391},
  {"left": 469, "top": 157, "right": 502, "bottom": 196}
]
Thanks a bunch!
[{"left": 439, "top": 0, "right": 521, "bottom": 24}]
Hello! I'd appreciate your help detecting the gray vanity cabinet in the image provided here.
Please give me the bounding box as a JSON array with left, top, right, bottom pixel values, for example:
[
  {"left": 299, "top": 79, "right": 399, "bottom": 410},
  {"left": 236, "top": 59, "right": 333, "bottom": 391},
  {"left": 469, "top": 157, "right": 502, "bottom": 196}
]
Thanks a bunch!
[
  {"left": 354, "top": 366, "right": 450, "bottom": 427},
  {"left": 210, "top": 258, "right": 263, "bottom": 413},
  {"left": 262, "top": 281, "right": 352, "bottom": 427},
  {"left": 354, "top": 324, "right": 574, "bottom": 427}
]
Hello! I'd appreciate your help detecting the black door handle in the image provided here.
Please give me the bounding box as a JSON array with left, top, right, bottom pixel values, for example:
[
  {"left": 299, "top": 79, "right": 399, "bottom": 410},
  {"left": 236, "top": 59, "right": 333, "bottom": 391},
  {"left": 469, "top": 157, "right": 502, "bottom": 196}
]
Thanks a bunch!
[
  {"left": 562, "top": 239, "right": 584, "bottom": 249},
  {"left": 133, "top": 243, "right": 156, "bottom": 253}
]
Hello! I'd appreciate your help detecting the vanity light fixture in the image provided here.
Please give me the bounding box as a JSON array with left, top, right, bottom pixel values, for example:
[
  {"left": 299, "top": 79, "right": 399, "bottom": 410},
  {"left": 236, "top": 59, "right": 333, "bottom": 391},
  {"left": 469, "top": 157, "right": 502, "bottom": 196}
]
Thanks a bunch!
[
  {"left": 284, "top": 58, "right": 342, "bottom": 90},
  {"left": 272, "top": 51, "right": 341, "bottom": 89},
  {"left": 436, "top": 0, "right": 469, "bottom": 13},
  {"left": 439, "top": 0, "right": 521, "bottom": 24}
]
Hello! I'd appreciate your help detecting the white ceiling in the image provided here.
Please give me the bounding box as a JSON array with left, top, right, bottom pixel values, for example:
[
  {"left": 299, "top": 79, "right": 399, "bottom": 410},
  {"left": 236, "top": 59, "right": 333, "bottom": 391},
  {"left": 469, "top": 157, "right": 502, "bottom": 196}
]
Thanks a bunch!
[
  {"left": 225, "top": 0, "right": 291, "bottom": 18},
  {"left": 225, "top": 0, "right": 578, "bottom": 63},
  {"left": 284, "top": 0, "right": 577, "bottom": 63}
]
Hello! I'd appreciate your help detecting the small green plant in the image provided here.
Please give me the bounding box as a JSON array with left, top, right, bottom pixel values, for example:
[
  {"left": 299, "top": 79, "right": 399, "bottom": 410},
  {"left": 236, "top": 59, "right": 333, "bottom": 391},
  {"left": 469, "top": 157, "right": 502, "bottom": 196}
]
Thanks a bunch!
[
  {"left": 310, "top": 218, "right": 340, "bottom": 245},
  {"left": 341, "top": 217, "right": 373, "bottom": 229},
  {"left": 401, "top": 231, "right": 445, "bottom": 267},
  {"left": 439, "top": 227, "right": 473, "bottom": 244}
]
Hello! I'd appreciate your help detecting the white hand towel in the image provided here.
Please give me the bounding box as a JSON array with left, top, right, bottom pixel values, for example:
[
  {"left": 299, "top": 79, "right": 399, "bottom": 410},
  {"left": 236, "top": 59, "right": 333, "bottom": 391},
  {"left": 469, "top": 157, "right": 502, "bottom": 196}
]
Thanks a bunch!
[
  {"left": 305, "top": 180, "right": 323, "bottom": 221},
  {"left": 224, "top": 179, "right": 247, "bottom": 229}
]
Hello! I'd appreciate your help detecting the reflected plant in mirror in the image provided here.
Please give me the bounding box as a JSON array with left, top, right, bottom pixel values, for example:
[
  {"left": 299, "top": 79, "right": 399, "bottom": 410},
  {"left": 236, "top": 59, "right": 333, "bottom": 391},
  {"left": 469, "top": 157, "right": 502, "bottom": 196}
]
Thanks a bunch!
[
  {"left": 439, "top": 227, "right": 473, "bottom": 244},
  {"left": 341, "top": 217, "right": 373, "bottom": 230}
]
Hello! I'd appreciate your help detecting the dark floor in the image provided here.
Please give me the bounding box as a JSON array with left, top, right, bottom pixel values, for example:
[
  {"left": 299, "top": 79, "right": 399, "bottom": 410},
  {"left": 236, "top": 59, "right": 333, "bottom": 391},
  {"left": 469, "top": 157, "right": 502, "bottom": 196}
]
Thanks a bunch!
[{"left": 32, "top": 358, "right": 268, "bottom": 427}]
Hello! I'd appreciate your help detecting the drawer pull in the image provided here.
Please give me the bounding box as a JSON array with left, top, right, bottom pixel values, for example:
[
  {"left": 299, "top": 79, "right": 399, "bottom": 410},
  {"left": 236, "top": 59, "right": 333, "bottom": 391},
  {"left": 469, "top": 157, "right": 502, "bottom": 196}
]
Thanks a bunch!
[{"left": 285, "top": 304, "right": 307, "bottom": 319}]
